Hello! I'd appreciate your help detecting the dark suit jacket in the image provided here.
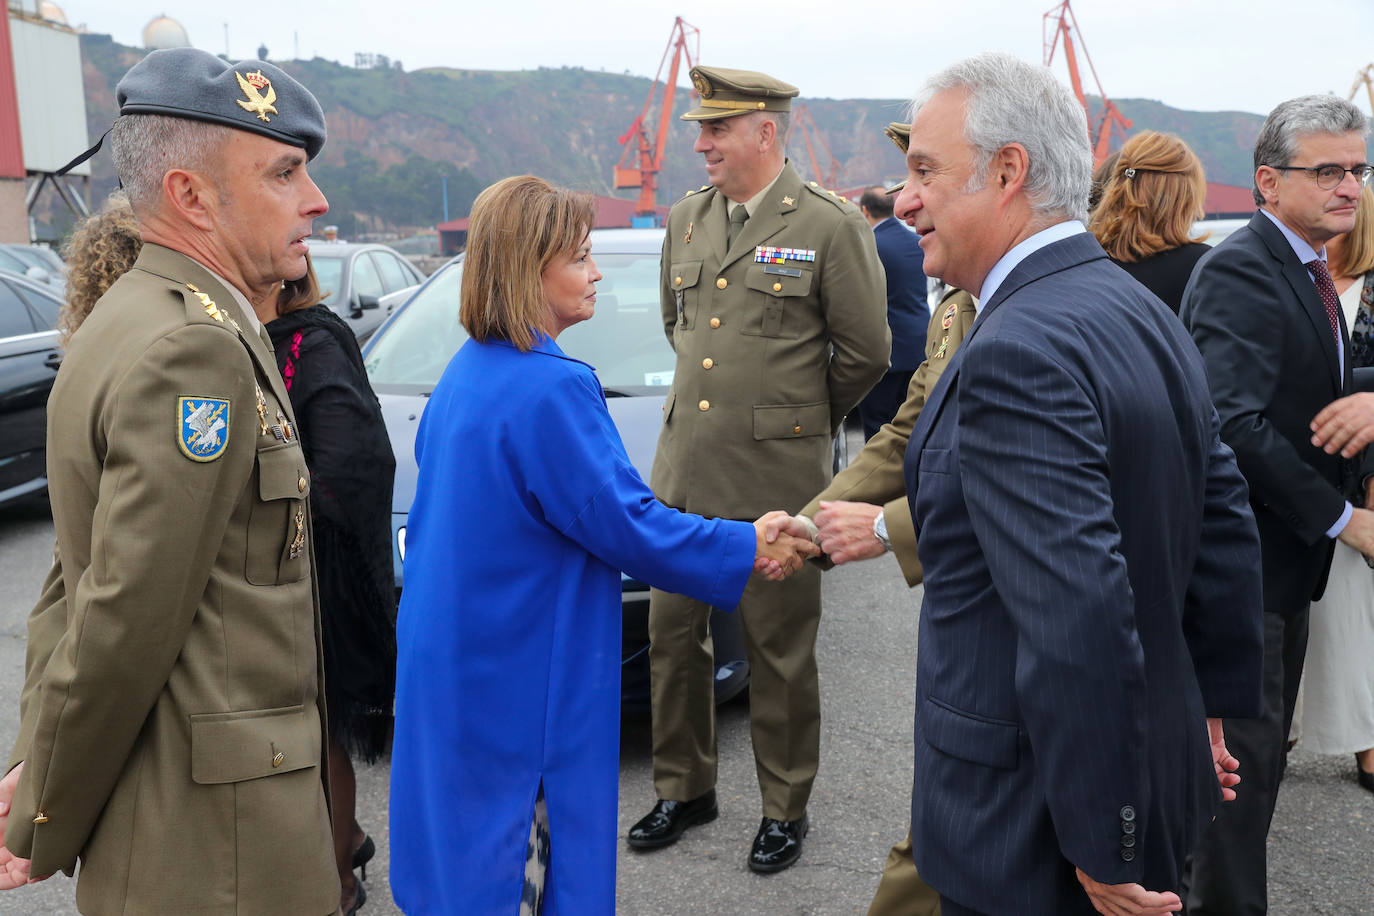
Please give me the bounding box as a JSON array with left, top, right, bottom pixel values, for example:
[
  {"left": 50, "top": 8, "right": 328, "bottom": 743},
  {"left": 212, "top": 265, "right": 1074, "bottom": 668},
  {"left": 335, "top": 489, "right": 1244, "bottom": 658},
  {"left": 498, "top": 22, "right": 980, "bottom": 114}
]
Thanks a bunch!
[
  {"left": 1181, "top": 212, "right": 1372, "bottom": 614},
  {"left": 872, "top": 217, "right": 929, "bottom": 370},
  {"left": 903, "top": 231, "right": 1263, "bottom": 914},
  {"left": 1112, "top": 241, "right": 1210, "bottom": 313}
]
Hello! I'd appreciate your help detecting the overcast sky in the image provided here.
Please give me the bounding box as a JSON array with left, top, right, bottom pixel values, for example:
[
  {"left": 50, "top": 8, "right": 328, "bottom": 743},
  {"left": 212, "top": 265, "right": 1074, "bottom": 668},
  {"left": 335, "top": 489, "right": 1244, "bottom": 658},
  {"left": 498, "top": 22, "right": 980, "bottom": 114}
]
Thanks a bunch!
[{"left": 44, "top": 0, "right": 1374, "bottom": 116}]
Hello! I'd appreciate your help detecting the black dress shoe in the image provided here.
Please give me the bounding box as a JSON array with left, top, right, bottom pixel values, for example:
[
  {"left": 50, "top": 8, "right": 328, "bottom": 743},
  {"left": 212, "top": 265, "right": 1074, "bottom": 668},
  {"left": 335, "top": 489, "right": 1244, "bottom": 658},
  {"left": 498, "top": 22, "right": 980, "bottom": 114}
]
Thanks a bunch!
[
  {"left": 626, "top": 791, "right": 718, "bottom": 849},
  {"left": 1358, "top": 759, "right": 1374, "bottom": 794},
  {"left": 748, "top": 814, "right": 808, "bottom": 873}
]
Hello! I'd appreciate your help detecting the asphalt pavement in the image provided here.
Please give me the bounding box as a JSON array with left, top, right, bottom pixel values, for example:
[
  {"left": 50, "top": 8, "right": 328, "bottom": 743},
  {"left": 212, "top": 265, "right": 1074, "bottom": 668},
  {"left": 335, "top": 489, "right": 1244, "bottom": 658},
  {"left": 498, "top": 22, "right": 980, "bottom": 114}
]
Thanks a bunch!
[{"left": 0, "top": 493, "right": 1369, "bottom": 915}]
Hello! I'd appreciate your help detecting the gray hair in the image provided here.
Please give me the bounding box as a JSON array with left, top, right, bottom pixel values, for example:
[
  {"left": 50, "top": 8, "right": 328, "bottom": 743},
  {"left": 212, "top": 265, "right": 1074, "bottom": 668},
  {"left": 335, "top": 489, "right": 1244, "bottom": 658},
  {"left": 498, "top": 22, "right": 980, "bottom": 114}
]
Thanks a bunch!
[
  {"left": 110, "top": 114, "right": 233, "bottom": 216},
  {"left": 910, "top": 52, "right": 1092, "bottom": 223},
  {"left": 1252, "top": 95, "right": 1369, "bottom": 205}
]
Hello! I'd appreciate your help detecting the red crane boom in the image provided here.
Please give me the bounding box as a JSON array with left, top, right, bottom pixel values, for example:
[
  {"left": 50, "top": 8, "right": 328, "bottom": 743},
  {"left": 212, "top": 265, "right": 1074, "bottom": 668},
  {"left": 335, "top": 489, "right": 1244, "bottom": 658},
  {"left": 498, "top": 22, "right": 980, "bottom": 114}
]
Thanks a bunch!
[
  {"left": 786, "top": 103, "right": 845, "bottom": 190},
  {"left": 614, "top": 16, "right": 700, "bottom": 222},
  {"left": 1043, "top": 0, "right": 1132, "bottom": 166}
]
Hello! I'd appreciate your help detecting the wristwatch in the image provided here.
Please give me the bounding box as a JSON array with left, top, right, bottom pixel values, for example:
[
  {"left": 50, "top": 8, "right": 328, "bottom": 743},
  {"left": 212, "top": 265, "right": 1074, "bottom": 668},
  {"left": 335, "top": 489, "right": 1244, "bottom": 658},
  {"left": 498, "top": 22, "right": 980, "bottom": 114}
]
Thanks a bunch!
[{"left": 872, "top": 511, "right": 892, "bottom": 552}]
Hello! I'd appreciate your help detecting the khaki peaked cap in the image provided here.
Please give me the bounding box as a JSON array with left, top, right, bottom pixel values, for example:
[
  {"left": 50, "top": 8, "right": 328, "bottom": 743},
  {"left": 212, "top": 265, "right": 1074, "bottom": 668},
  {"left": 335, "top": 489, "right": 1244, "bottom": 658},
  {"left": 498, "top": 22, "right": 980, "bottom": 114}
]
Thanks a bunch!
[
  {"left": 885, "top": 122, "right": 911, "bottom": 194},
  {"left": 682, "top": 66, "right": 799, "bottom": 120}
]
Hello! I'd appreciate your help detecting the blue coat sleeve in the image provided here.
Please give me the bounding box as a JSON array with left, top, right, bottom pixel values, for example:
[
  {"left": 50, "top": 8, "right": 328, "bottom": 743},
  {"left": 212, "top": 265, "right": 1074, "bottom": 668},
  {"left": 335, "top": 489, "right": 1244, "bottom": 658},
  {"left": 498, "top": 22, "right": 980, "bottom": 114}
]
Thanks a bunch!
[{"left": 524, "top": 370, "right": 754, "bottom": 610}]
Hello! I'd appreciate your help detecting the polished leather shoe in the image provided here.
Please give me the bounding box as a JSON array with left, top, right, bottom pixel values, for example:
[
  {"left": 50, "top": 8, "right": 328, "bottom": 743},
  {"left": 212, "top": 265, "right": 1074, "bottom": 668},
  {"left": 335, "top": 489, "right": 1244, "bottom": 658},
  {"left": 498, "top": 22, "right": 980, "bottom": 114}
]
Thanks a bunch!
[
  {"left": 626, "top": 791, "right": 718, "bottom": 849},
  {"left": 1358, "top": 760, "right": 1374, "bottom": 794},
  {"left": 748, "top": 814, "right": 808, "bottom": 873}
]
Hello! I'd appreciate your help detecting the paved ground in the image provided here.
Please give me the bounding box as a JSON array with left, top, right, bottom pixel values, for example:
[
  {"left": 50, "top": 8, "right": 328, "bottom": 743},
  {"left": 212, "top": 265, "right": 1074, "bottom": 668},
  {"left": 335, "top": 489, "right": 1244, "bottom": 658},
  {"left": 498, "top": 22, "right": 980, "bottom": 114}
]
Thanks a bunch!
[{"left": 0, "top": 494, "right": 1369, "bottom": 914}]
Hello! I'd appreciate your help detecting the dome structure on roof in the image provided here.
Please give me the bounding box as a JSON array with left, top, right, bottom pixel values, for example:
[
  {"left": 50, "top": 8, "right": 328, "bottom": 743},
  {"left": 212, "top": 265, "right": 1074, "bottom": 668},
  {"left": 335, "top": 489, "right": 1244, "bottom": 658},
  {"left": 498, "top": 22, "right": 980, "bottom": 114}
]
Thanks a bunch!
[
  {"left": 38, "top": 2, "right": 67, "bottom": 24},
  {"left": 142, "top": 15, "right": 190, "bottom": 50}
]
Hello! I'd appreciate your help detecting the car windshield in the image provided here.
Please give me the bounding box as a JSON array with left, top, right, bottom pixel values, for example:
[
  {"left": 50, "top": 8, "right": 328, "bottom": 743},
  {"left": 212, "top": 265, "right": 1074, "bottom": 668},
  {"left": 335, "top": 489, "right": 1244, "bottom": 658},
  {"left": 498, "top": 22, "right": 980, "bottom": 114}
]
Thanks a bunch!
[
  {"left": 364, "top": 251, "right": 675, "bottom": 393},
  {"left": 311, "top": 255, "right": 345, "bottom": 306}
]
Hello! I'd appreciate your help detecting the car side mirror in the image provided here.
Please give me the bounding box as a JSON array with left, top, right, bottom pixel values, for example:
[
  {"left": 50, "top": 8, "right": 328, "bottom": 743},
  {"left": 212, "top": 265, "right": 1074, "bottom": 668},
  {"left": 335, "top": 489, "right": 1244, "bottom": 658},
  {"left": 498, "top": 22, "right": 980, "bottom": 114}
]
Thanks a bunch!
[{"left": 359, "top": 293, "right": 381, "bottom": 311}]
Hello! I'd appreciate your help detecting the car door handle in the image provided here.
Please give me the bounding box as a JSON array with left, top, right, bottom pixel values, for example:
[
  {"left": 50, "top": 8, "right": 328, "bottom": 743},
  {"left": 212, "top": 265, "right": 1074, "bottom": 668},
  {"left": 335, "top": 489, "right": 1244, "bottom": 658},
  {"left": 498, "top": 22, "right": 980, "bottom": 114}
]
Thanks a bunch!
[{"left": 44, "top": 352, "right": 63, "bottom": 369}]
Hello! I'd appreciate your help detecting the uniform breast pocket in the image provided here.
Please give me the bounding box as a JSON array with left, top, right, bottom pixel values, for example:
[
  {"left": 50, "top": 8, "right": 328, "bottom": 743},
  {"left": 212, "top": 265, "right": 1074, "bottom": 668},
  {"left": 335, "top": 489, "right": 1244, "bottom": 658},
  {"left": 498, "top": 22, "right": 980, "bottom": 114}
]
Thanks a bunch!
[
  {"left": 668, "top": 260, "right": 703, "bottom": 329},
  {"left": 245, "top": 444, "right": 310, "bottom": 586},
  {"left": 743, "top": 264, "right": 814, "bottom": 338}
]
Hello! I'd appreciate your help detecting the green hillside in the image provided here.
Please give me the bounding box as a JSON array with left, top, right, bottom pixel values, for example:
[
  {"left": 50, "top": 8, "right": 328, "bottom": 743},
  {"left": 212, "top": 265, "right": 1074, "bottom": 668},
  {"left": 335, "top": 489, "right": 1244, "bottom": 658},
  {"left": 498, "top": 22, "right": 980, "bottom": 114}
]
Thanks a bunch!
[{"left": 45, "top": 33, "right": 1263, "bottom": 241}]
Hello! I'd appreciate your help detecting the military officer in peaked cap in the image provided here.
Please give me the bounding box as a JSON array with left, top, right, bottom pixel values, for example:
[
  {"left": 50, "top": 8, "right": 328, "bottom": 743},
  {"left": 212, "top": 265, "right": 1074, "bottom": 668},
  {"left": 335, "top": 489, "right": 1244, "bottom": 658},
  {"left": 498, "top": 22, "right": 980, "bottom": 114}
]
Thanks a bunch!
[
  {"left": 627, "top": 65, "right": 889, "bottom": 873},
  {"left": 0, "top": 48, "right": 342, "bottom": 914}
]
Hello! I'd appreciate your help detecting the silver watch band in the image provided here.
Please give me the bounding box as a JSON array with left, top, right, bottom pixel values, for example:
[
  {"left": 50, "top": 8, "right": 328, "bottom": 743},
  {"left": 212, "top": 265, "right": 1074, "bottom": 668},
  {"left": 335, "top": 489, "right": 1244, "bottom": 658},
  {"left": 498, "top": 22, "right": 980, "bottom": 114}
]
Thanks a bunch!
[{"left": 872, "top": 511, "right": 892, "bottom": 552}]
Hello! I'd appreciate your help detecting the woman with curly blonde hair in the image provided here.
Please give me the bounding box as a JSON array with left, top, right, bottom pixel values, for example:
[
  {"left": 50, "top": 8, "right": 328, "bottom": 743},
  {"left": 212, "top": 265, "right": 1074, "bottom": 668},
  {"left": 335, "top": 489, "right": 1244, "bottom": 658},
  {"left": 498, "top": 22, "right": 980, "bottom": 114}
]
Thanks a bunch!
[
  {"left": 59, "top": 192, "right": 142, "bottom": 343},
  {"left": 1089, "top": 131, "right": 1210, "bottom": 312}
]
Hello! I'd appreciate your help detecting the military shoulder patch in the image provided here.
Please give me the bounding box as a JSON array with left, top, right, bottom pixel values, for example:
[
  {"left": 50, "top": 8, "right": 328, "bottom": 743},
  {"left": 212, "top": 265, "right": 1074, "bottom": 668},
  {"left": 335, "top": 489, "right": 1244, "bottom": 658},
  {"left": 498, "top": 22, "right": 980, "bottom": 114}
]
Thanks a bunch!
[{"left": 179, "top": 396, "right": 230, "bottom": 462}]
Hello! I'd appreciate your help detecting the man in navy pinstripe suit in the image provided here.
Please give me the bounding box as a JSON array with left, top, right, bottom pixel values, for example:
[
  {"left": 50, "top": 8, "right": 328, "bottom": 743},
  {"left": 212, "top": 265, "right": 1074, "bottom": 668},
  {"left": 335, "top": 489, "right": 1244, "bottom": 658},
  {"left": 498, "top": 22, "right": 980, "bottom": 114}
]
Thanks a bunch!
[{"left": 894, "top": 53, "right": 1265, "bottom": 916}]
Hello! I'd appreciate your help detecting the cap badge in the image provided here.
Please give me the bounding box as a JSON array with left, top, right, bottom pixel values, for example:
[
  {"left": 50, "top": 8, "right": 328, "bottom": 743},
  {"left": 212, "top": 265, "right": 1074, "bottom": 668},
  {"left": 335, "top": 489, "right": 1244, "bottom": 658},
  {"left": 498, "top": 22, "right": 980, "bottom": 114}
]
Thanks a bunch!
[
  {"left": 691, "top": 71, "right": 711, "bottom": 98},
  {"left": 235, "top": 70, "right": 278, "bottom": 123},
  {"left": 178, "top": 397, "right": 230, "bottom": 462}
]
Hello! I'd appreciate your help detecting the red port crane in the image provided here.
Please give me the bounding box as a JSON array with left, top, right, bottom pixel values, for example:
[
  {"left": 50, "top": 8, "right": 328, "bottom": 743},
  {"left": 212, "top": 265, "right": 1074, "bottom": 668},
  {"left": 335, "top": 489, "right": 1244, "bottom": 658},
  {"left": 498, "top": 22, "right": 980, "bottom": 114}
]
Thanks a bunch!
[
  {"left": 1043, "top": 0, "right": 1132, "bottom": 166},
  {"left": 786, "top": 103, "right": 845, "bottom": 190},
  {"left": 614, "top": 16, "right": 700, "bottom": 223}
]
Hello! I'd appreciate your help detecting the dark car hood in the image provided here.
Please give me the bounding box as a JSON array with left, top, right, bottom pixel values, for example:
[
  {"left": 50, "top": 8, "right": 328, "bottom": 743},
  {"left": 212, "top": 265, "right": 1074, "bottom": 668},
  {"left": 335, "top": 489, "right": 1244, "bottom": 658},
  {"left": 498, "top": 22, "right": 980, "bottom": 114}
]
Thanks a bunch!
[{"left": 380, "top": 387, "right": 668, "bottom": 516}]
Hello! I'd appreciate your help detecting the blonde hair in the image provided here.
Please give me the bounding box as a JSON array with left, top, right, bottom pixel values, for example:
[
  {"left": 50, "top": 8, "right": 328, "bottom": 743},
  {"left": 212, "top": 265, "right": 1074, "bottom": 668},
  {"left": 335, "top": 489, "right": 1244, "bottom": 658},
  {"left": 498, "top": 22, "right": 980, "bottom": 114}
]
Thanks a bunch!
[
  {"left": 1329, "top": 185, "right": 1374, "bottom": 280},
  {"left": 459, "top": 176, "right": 595, "bottom": 352},
  {"left": 60, "top": 192, "right": 142, "bottom": 344},
  {"left": 1089, "top": 131, "right": 1207, "bottom": 262}
]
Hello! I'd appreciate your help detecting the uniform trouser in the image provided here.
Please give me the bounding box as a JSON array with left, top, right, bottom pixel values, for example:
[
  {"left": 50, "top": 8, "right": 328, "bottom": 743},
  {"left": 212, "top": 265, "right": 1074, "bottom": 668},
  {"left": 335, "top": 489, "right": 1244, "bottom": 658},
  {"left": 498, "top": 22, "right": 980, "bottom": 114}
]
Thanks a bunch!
[
  {"left": 865, "top": 831, "right": 942, "bottom": 916},
  {"left": 648, "top": 564, "right": 821, "bottom": 821},
  {"left": 1183, "top": 607, "right": 1309, "bottom": 916}
]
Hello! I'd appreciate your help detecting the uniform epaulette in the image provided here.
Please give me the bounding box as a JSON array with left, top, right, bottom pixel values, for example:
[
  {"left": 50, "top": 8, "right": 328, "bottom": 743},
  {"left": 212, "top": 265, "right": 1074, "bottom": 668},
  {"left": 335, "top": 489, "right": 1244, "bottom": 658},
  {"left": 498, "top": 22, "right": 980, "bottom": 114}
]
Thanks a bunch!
[
  {"left": 681, "top": 184, "right": 711, "bottom": 200},
  {"left": 179, "top": 282, "right": 243, "bottom": 335},
  {"left": 803, "top": 180, "right": 855, "bottom": 211}
]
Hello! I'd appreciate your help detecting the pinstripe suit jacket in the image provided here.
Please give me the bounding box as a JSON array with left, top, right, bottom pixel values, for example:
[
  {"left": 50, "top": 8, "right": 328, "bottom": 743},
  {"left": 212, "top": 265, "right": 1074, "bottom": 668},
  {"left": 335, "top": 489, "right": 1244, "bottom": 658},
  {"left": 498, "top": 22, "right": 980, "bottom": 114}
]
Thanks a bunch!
[{"left": 902, "top": 231, "right": 1264, "bottom": 913}]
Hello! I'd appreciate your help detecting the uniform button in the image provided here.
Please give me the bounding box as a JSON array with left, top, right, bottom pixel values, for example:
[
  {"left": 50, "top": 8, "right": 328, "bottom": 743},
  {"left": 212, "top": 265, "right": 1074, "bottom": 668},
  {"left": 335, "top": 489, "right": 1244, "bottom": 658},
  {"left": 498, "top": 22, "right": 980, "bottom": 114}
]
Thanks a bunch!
[
  {"left": 716, "top": 277, "right": 728, "bottom": 289},
  {"left": 32, "top": 811, "right": 48, "bottom": 825},
  {"left": 709, "top": 317, "right": 721, "bottom": 329},
  {"left": 698, "top": 400, "right": 710, "bottom": 411},
  {"left": 773, "top": 282, "right": 783, "bottom": 292},
  {"left": 1119, "top": 805, "right": 1136, "bottom": 822},
  {"left": 1122, "top": 821, "right": 1135, "bottom": 835},
  {"left": 793, "top": 425, "right": 803, "bottom": 434},
  {"left": 702, "top": 358, "right": 714, "bottom": 369},
  {"left": 1121, "top": 849, "right": 1135, "bottom": 862},
  {"left": 272, "top": 751, "right": 286, "bottom": 768},
  {"left": 297, "top": 476, "right": 307, "bottom": 493},
  {"left": 1121, "top": 834, "right": 1136, "bottom": 847},
  {"left": 674, "top": 276, "right": 683, "bottom": 286}
]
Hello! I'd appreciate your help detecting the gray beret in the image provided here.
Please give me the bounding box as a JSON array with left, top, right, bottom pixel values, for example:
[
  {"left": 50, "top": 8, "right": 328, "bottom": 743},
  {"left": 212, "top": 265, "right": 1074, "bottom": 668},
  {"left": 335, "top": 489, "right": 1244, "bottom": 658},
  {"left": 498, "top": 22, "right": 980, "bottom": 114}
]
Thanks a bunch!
[{"left": 116, "top": 48, "right": 326, "bottom": 160}]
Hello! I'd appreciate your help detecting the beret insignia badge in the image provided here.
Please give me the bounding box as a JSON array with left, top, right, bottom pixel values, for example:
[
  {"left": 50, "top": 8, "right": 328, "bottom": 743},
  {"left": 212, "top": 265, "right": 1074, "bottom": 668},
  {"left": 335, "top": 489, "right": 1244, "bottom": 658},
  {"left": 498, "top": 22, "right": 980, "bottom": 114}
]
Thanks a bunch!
[
  {"left": 179, "top": 397, "right": 230, "bottom": 462},
  {"left": 235, "top": 70, "right": 278, "bottom": 122}
]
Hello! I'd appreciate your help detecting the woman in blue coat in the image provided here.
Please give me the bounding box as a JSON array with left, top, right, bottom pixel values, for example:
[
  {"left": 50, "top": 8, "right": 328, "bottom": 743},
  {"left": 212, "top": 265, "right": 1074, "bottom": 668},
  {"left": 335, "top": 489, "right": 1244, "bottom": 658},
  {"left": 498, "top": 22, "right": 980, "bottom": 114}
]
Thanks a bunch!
[{"left": 389, "top": 175, "right": 816, "bottom": 915}]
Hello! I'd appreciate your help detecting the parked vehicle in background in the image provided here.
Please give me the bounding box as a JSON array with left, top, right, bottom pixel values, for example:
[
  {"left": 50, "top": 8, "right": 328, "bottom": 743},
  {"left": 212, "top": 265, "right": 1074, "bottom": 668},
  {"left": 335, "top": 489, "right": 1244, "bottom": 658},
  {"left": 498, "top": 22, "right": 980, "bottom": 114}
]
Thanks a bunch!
[
  {"left": 361, "top": 227, "right": 754, "bottom": 709},
  {"left": 306, "top": 240, "right": 426, "bottom": 342},
  {"left": 1194, "top": 217, "right": 1251, "bottom": 247},
  {"left": 0, "top": 244, "right": 64, "bottom": 292},
  {"left": 0, "top": 270, "right": 64, "bottom": 507}
]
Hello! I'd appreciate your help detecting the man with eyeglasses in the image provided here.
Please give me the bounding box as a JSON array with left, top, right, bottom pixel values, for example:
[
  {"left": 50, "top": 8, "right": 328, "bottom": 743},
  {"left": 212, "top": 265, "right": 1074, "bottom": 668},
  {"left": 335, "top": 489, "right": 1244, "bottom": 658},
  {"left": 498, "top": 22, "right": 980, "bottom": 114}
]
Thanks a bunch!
[{"left": 1181, "top": 94, "right": 1373, "bottom": 915}]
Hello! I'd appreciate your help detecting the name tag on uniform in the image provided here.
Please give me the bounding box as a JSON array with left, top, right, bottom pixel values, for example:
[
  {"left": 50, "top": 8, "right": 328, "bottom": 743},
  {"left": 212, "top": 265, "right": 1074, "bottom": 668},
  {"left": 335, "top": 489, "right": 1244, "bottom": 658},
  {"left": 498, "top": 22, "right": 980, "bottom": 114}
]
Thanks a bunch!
[
  {"left": 763, "top": 265, "right": 803, "bottom": 278},
  {"left": 755, "top": 246, "right": 816, "bottom": 264}
]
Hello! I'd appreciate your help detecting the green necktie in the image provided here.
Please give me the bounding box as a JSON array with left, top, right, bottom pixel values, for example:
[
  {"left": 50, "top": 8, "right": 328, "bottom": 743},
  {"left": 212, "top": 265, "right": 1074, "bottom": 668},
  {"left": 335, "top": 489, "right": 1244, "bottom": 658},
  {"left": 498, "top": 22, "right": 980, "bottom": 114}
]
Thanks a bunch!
[{"left": 728, "top": 204, "right": 749, "bottom": 248}]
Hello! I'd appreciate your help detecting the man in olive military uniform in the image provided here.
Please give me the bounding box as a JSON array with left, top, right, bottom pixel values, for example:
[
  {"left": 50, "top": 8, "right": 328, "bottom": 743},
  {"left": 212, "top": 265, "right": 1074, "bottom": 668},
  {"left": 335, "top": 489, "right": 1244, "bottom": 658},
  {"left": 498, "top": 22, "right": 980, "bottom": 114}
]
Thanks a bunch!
[
  {"left": 763, "top": 122, "right": 973, "bottom": 916},
  {"left": 627, "top": 66, "right": 890, "bottom": 873},
  {"left": 0, "top": 49, "right": 340, "bottom": 914}
]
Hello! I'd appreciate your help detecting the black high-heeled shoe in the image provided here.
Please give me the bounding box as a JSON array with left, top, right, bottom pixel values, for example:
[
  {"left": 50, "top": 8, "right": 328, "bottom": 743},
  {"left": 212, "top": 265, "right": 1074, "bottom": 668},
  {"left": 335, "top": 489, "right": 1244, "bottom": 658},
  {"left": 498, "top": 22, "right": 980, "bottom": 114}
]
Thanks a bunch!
[
  {"left": 344, "top": 879, "right": 367, "bottom": 916},
  {"left": 1358, "top": 756, "right": 1374, "bottom": 794},
  {"left": 352, "top": 834, "right": 375, "bottom": 881}
]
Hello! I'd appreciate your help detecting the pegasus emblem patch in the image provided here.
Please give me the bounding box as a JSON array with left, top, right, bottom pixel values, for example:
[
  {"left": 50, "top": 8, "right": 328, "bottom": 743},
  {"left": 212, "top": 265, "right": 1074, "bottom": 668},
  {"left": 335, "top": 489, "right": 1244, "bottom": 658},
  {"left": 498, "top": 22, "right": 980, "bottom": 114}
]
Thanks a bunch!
[{"left": 178, "top": 397, "right": 230, "bottom": 462}]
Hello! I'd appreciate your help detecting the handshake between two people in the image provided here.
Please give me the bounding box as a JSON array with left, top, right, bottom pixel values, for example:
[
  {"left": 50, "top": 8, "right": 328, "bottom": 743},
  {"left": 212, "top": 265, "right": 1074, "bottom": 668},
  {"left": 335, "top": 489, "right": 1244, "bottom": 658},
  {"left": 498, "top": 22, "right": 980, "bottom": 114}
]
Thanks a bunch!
[{"left": 752, "top": 500, "right": 891, "bottom": 581}]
